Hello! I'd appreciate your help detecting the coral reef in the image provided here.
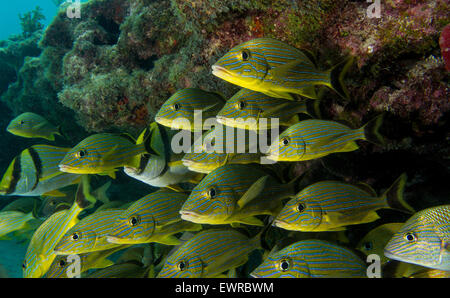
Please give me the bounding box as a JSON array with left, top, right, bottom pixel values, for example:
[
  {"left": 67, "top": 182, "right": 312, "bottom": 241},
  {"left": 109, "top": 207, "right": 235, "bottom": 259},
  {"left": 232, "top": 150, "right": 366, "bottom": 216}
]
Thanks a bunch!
[
  {"left": 19, "top": 6, "right": 46, "bottom": 38},
  {"left": 0, "top": 0, "right": 448, "bottom": 210}
]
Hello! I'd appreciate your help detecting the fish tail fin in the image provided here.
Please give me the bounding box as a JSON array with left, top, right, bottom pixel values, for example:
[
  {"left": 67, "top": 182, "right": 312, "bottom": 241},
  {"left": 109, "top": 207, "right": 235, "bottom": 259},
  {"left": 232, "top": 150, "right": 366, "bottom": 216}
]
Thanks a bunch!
[
  {"left": 286, "top": 171, "right": 306, "bottom": 195},
  {"left": 362, "top": 114, "right": 385, "bottom": 146},
  {"left": 75, "top": 175, "right": 97, "bottom": 209},
  {"left": 56, "top": 126, "right": 67, "bottom": 139},
  {"left": 382, "top": 173, "right": 414, "bottom": 214},
  {"left": 253, "top": 217, "right": 275, "bottom": 251},
  {"left": 327, "top": 57, "right": 353, "bottom": 100},
  {"left": 93, "top": 181, "right": 111, "bottom": 204},
  {"left": 30, "top": 198, "right": 40, "bottom": 220},
  {"left": 304, "top": 98, "right": 322, "bottom": 119}
]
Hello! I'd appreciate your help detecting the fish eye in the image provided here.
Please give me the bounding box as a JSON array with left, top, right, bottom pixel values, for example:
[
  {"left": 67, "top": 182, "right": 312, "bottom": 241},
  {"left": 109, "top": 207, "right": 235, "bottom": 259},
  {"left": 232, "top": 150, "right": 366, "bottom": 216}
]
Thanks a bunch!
[
  {"left": 404, "top": 232, "right": 417, "bottom": 242},
  {"left": 75, "top": 150, "right": 87, "bottom": 159},
  {"left": 58, "top": 260, "right": 67, "bottom": 268},
  {"left": 172, "top": 103, "right": 181, "bottom": 111},
  {"left": 241, "top": 49, "right": 251, "bottom": 61},
  {"left": 296, "top": 203, "right": 306, "bottom": 213},
  {"left": 177, "top": 260, "right": 188, "bottom": 271},
  {"left": 207, "top": 188, "right": 216, "bottom": 199},
  {"left": 71, "top": 232, "right": 80, "bottom": 241},
  {"left": 129, "top": 215, "right": 140, "bottom": 226},
  {"left": 236, "top": 101, "right": 246, "bottom": 110},
  {"left": 49, "top": 201, "right": 56, "bottom": 206},
  {"left": 22, "top": 261, "right": 26, "bottom": 270},
  {"left": 363, "top": 242, "right": 373, "bottom": 251},
  {"left": 279, "top": 258, "right": 290, "bottom": 272},
  {"left": 281, "top": 137, "right": 290, "bottom": 146}
]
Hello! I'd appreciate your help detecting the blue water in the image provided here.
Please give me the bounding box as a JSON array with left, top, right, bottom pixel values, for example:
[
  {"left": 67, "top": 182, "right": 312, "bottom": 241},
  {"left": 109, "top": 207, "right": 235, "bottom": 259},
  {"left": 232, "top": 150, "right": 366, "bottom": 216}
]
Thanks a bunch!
[{"left": 0, "top": 0, "right": 88, "bottom": 40}]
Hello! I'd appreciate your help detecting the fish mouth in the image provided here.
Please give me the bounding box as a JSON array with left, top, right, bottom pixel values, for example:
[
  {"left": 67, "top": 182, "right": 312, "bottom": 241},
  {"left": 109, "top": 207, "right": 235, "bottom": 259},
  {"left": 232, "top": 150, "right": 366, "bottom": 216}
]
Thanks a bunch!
[
  {"left": 54, "top": 247, "right": 74, "bottom": 255},
  {"left": 265, "top": 154, "right": 279, "bottom": 162},
  {"left": 105, "top": 235, "right": 129, "bottom": 244},
  {"left": 212, "top": 65, "right": 235, "bottom": 79},
  {"left": 180, "top": 211, "right": 208, "bottom": 224},
  {"left": 215, "top": 115, "right": 227, "bottom": 125},
  {"left": 58, "top": 164, "right": 75, "bottom": 173},
  {"left": 383, "top": 249, "right": 401, "bottom": 261},
  {"left": 273, "top": 219, "right": 295, "bottom": 230}
]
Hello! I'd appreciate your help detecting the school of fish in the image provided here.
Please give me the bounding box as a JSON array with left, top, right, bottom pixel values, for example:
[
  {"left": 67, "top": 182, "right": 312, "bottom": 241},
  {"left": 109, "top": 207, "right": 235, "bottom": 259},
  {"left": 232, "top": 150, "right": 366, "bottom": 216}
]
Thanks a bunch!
[{"left": 0, "top": 38, "right": 448, "bottom": 278}]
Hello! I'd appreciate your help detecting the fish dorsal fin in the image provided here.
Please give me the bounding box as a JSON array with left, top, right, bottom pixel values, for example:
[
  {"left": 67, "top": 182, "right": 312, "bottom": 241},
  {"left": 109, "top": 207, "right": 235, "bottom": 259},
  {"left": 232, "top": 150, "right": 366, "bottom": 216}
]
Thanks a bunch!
[
  {"left": 42, "top": 189, "right": 66, "bottom": 197},
  {"left": 354, "top": 182, "right": 377, "bottom": 197},
  {"left": 119, "top": 133, "right": 137, "bottom": 144},
  {"left": 237, "top": 175, "right": 269, "bottom": 209},
  {"left": 235, "top": 216, "right": 264, "bottom": 227}
]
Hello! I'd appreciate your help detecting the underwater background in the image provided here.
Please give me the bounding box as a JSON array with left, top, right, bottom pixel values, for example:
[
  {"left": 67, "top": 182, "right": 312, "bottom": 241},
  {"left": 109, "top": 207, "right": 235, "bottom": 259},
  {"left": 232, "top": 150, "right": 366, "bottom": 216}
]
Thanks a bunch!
[{"left": 0, "top": 0, "right": 448, "bottom": 278}]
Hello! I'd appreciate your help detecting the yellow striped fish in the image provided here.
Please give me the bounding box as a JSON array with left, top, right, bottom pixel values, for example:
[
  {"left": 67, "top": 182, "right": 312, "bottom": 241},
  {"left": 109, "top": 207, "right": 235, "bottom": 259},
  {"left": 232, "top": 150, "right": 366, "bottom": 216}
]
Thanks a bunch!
[
  {"left": 157, "top": 229, "right": 260, "bottom": 278},
  {"left": 182, "top": 125, "right": 263, "bottom": 174},
  {"left": 212, "top": 38, "right": 352, "bottom": 100},
  {"left": 1, "top": 197, "right": 38, "bottom": 213},
  {"left": 87, "top": 262, "right": 149, "bottom": 278},
  {"left": 124, "top": 123, "right": 202, "bottom": 188},
  {"left": 180, "top": 164, "right": 298, "bottom": 226},
  {"left": 53, "top": 209, "right": 126, "bottom": 255},
  {"left": 44, "top": 245, "right": 128, "bottom": 278},
  {"left": 216, "top": 88, "right": 319, "bottom": 130},
  {"left": 7, "top": 112, "right": 62, "bottom": 141},
  {"left": 274, "top": 174, "right": 414, "bottom": 232},
  {"left": 356, "top": 223, "right": 404, "bottom": 265},
  {"left": 58, "top": 133, "right": 147, "bottom": 177},
  {"left": 23, "top": 176, "right": 94, "bottom": 278},
  {"left": 106, "top": 189, "right": 202, "bottom": 245},
  {"left": 0, "top": 145, "right": 81, "bottom": 196},
  {"left": 384, "top": 204, "right": 450, "bottom": 271},
  {"left": 251, "top": 240, "right": 367, "bottom": 278},
  {"left": 0, "top": 210, "right": 35, "bottom": 238},
  {"left": 155, "top": 88, "right": 226, "bottom": 131},
  {"left": 266, "top": 115, "right": 384, "bottom": 162}
]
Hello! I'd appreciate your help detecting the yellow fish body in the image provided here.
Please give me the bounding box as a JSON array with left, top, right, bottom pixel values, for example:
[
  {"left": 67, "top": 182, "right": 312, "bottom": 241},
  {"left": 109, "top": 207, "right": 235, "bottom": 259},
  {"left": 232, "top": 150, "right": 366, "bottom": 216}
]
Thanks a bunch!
[{"left": 7, "top": 112, "right": 62, "bottom": 141}]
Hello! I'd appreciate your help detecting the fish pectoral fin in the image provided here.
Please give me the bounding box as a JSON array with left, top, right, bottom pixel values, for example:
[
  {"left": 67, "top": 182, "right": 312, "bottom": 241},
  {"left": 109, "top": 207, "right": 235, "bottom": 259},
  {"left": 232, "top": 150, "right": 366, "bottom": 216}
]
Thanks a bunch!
[
  {"left": 354, "top": 182, "right": 378, "bottom": 197},
  {"left": 260, "top": 103, "right": 293, "bottom": 118},
  {"left": 100, "top": 145, "right": 120, "bottom": 164},
  {"left": 156, "top": 235, "right": 182, "bottom": 246},
  {"left": 165, "top": 184, "right": 185, "bottom": 192},
  {"left": 339, "top": 141, "right": 359, "bottom": 152},
  {"left": 188, "top": 173, "right": 205, "bottom": 184},
  {"left": 42, "top": 189, "right": 66, "bottom": 197},
  {"left": 98, "top": 171, "right": 117, "bottom": 179},
  {"left": 299, "top": 86, "right": 318, "bottom": 99},
  {"left": 235, "top": 216, "right": 264, "bottom": 227},
  {"left": 39, "top": 171, "right": 63, "bottom": 182},
  {"left": 94, "top": 258, "right": 115, "bottom": 269},
  {"left": 202, "top": 102, "right": 221, "bottom": 113},
  {"left": 237, "top": 175, "right": 269, "bottom": 209},
  {"left": 167, "top": 160, "right": 184, "bottom": 168}
]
